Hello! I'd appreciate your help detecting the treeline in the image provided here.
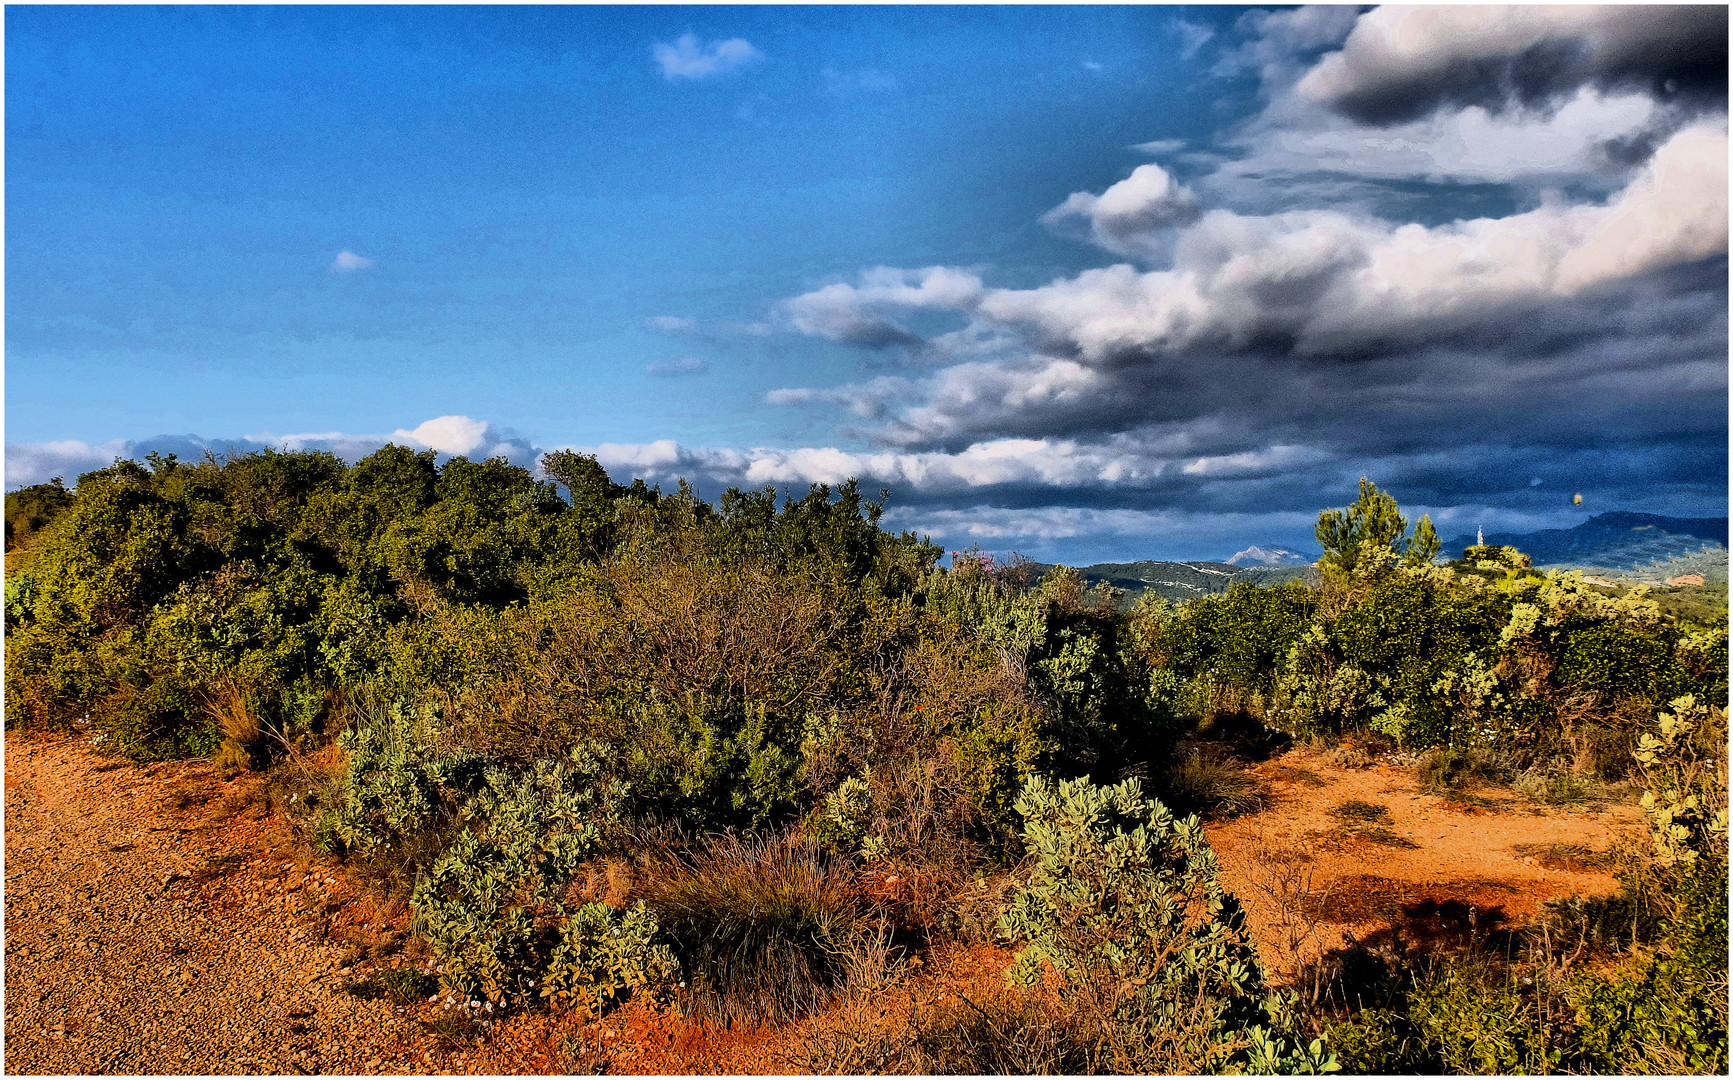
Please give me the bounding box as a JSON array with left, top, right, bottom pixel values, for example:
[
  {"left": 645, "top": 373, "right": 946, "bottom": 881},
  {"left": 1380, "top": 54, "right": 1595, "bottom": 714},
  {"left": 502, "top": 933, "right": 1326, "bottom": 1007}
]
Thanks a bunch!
[{"left": 4, "top": 454, "right": 1726, "bottom": 1072}]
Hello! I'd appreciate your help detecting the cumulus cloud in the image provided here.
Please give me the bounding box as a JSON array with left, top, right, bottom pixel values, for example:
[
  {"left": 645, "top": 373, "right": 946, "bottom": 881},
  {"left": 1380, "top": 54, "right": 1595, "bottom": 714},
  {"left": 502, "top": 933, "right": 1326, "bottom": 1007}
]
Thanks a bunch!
[
  {"left": 1216, "top": 86, "right": 1666, "bottom": 194},
  {"left": 653, "top": 34, "right": 763, "bottom": 80},
  {"left": 392, "top": 415, "right": 492, "bottom": 456},
  {"left": 645, "top": 356, "right": 709, "bottom": 377},
  {"left": 1298, "top": 5, "right": 1729, "bottom": 125},
  {"left": 330, "top": 250, "right": 376, "bottom": 272},
  {"left": 1042, "top": 164, "right": 1202, "bottom": 258},
  {"left": 778, "top": 266, "right": 984, "bottom": 347},
  {"left": 756, "top": 96, "right": 1726, "bottom": 544},
  {"left": 1213, "top": 5, "right": 1360, "bottom": 91},
  {"left": 984, "top": 123, "right": 1729, "bottom": 365}
]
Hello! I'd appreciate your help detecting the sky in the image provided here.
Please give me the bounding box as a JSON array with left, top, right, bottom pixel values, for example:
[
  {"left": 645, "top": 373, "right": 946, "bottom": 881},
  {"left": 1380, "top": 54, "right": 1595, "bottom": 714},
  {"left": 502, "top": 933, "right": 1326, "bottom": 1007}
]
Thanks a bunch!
[{"left": 6, "top": 4, "right": 1729, "bottom": 563}]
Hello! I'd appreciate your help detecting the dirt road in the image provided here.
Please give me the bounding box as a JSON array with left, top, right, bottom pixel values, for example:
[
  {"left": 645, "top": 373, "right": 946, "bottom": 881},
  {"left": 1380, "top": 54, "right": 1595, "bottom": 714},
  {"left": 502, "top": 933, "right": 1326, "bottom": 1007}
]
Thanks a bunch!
[{"left": 4, "top": 735, "right": 432, "bottom": 1076}]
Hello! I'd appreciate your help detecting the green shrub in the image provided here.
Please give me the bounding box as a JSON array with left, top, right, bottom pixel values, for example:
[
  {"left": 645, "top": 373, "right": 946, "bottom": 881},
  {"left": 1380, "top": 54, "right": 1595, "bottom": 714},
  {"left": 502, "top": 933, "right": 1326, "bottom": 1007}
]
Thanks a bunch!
[
  {"left": 316, "top": 694, "right": 485, "bottom": 860},
  {"left": 1571, "top": 866, "right": 1728, "bottom": 1074},
  {"left": 410, "top": 753, "right": 626, "bottom": 1007},
  {"left": 109, "top": 679, "right": 220, "bottom": 761},
  {"left": 998, "top": 775, "right": 1335, "bottom": 1074},
  {"left": 1406, "top": 957, "right": 1567, "bottom": 1074},
  {"left": 540, "top": 901, "right": 678, "bottom": 1015}
]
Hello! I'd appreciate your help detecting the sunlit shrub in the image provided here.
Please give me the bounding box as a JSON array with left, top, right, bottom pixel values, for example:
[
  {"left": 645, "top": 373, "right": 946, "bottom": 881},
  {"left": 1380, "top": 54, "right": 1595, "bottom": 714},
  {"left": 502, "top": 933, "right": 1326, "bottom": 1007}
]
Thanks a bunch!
[{"left": 999, "top": 775, "right": 1334, "bottom": 1074}]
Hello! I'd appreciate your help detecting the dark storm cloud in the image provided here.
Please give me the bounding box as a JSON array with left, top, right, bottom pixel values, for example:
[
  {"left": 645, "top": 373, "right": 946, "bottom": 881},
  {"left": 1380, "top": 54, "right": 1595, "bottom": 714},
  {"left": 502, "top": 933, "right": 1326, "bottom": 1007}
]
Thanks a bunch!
[{"left": 1298, "top": 6, "right": 1728, "bottom": 126}]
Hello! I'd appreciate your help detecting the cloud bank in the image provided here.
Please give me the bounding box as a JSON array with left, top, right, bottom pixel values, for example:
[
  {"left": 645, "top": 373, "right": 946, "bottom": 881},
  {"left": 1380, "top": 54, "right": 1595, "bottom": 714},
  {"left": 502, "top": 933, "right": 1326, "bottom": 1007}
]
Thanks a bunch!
[{"left": 13, "top": 7, "right": 1727, "bottom": 562}]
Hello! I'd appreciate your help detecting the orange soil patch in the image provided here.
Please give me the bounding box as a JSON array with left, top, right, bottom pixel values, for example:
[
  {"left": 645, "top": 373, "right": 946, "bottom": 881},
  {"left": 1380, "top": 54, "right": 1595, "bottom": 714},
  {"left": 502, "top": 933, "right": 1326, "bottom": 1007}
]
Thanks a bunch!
[
  {"left": 1205, "top": 744, "right": 1641, "bottom": 980},
  {"left": 26, "top": 729, "right": 1641, "bottom": 1074}
]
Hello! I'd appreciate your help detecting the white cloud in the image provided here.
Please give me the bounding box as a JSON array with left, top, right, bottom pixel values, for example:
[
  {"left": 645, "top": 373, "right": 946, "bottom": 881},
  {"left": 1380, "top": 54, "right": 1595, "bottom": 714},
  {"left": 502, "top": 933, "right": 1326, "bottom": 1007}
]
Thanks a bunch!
[
  {"left": 1130, "top": 138, "right": 1186, "bottom": 156},
  {"left": 1213, "top": 5, "right": 1360, "bottom": 90},
  {"left": 985, "top": 122, "right": 1729, "bottom": 363},
  {"left": 573, "top": 426, "right": 1314, "bottom": 496},
  {"left": 1169, "top": 19, "right": 1215, "bottom": 61},
  {"left": 644, "top": 356, "right": 709, "bottom": 377},
  {"left": 330, "top": 250, "right": 376, "bottom": 272},
  {"left": 779, "top": 266, "right": 984, "bottom": 347},
  {"left": 393, "top": 415, "right": 491, "bottom": 456},
  {"left": 653, "top": 34, "right": 764, "bottom": 81},
  {"left": 646, "top": 315, "right": 697, "bottom": 334},
  {"left": 1042, "top": 163, "right": 1202, "bottom": 258},
  {"left": 5, "top": 439, "right": 132, "bottom": 488},
  {"left": 879, "top": 504, "right": 1320, "bottom": 548},
  {"left": 1214, "top": 85, "right": 1663, "bottom": 193}
]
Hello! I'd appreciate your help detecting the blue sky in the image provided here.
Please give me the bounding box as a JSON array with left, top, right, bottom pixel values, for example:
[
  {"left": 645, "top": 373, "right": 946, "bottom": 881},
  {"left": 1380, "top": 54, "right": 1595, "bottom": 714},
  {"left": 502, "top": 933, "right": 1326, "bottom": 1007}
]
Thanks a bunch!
[{"left": 7, "top": 5, "right": 1728, "bottom": 562}]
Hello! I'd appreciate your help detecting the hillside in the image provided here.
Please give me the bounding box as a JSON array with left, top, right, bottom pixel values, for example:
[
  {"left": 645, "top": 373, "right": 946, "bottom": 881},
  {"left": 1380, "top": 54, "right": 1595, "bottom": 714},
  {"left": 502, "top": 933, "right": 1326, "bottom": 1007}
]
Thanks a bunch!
[
  {"left": 1446, "top": 512, "right": 1728, "bottom": 573},
  {"left": 1032, "top": 559, "right": 1320, "bottom": 605}
]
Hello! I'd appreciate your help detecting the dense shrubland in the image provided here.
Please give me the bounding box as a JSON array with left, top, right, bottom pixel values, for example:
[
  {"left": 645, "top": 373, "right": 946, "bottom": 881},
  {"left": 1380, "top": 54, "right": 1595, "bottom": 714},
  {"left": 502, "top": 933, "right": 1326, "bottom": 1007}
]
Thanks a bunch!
[{"left": 6, "top": 454, "right": 1725, "bottom": 1073}]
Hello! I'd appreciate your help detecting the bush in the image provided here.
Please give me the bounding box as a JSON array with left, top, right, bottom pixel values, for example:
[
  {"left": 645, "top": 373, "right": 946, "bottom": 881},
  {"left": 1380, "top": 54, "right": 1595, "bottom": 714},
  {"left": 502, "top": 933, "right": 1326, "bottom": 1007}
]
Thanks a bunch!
[
  {"left": 998, "top": 775, "right": 1335, "bottom": 1074},
  {"left": 1571, "top": 866, "right": 1729, "bottom": 1074},
  {"left": 900, "top": 993, "right": 1086, "bottom": 1074},
  {"left": 644, "top": 836, "right": 863, "bottom": 1026},
  {"left": 410, "top": 753, "right": 626, "bottom": 1007},
  {"left": 540, "top": 901, "right": 678, "bottom": 1015}
]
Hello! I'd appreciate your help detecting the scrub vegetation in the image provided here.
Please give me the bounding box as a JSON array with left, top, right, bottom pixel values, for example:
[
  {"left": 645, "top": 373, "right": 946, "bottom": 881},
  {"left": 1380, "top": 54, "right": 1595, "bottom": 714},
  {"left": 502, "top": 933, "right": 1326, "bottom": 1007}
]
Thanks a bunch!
[{"left": 6, "top": 450, "right": 1726, "bottom": 1074}]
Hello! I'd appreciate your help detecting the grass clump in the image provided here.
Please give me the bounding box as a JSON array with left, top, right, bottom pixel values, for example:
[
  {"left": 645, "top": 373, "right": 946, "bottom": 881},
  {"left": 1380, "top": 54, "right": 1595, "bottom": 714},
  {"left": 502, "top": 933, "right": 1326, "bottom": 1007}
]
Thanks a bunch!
[
  {"left": 1417, "top": 745, "right": 1509, "bottom": 797},
  {"left": 1330, "top": 799, "right": 1390, "bottom": 825},
  {"left": 1356, "top": 826, "right": 1418, "bottom": 849},
  {"left": 1513, "top": 769, "right": 1604, "bottom": 808},
  {"left": 1158, "top": 752, "right": 1264, "bottom": 818},
  {"left": 1512, "top": 842, "right": 1611, "bottom": 873},
  {"left": 644, "top": 836, "right": 861, "bottom": 1026},
  {"left": 346, "top": 966, "right": 436, "bottom": 1006}
]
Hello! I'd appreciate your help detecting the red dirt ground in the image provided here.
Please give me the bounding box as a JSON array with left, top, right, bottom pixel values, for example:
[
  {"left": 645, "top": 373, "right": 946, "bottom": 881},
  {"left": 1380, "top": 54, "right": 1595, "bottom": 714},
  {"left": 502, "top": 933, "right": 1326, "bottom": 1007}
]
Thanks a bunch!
[{"left": 9, "top": 732, "right": 1643, "bottom": 1074}]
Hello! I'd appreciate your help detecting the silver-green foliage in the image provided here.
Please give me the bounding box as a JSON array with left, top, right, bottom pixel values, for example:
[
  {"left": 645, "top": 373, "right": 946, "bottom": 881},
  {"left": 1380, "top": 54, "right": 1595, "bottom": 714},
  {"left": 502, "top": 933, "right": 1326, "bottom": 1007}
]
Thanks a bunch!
[
  {"left": 999, "top": 775, "right": 1335, "bottom": 1074},
  {"left": 320, "top": 697, "right": 484, "bottom": 856},
  {"left": 541, "top": 901, "right": 678, "bottom": 1014},
  {"left": 411, "top": 751, "right": 631, "bottom": 1007}
]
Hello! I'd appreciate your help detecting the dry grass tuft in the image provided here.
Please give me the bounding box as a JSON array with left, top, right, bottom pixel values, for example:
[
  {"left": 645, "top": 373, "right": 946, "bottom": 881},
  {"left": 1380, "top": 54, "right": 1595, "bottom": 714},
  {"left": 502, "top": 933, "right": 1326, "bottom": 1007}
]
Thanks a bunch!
[
  {"left": 1511, "top": 842, "right": 1611, "bottom": 873},
  {"left": 207, "top": 681, "right": 260, "bottom": 771},
  {"left": 1331, "top": 799, "right": 1391, "bottom": 824},
  {"left": 642, "top": 834, "right": 863, "bottom": 1026}
]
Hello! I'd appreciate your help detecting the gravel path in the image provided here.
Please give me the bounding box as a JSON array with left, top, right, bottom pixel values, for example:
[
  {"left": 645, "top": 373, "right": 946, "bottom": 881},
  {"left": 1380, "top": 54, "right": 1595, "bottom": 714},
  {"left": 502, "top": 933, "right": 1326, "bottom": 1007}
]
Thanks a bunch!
[{"left": 4, "top": 735, "right": 438, "bottom": 1075}]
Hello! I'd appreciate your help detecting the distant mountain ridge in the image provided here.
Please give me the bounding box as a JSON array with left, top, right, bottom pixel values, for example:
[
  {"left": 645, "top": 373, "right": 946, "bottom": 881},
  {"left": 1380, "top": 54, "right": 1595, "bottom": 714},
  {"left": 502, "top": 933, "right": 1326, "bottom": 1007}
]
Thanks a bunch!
[
  {"left": 1033, "top": 559, "right": 1319, "bottom": 604},
  {"left": 1227, "top": 545, "right": 1316, "bottom": 567},
  {"left": 1445, "top": 512, "right": 1728, "bottom": 572},
  {"left": 1027, "top": 512, "right": 1727, "bottom": 605}
]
